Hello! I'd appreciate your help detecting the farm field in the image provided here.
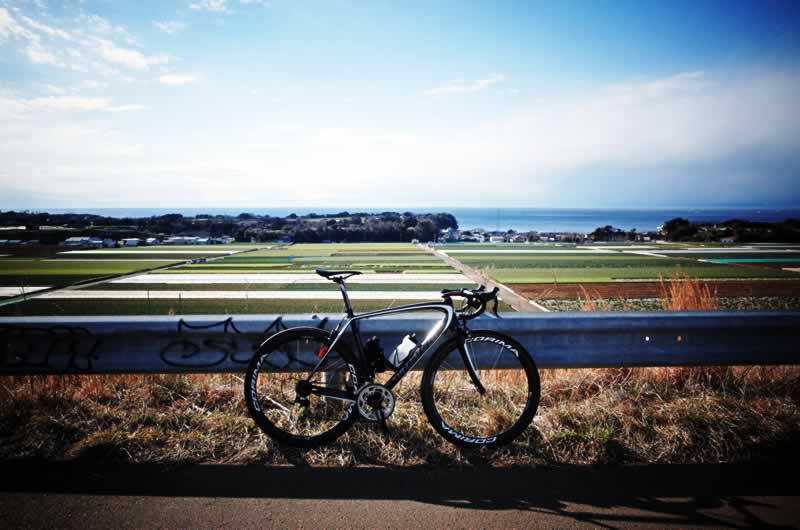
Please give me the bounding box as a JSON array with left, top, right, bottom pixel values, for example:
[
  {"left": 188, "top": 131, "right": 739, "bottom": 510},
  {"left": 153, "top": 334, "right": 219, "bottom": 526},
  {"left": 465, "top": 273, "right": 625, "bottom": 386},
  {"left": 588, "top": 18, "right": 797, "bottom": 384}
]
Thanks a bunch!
[
  {"left": 434, "top": 244, "right": 800, "bottom": 284},
  {"left": 0, "top": 243, "right": 485, "bottom": 315},
  {"left": 0, "top": 244, "right": 264, "bottom": 294},
  {"left": 433, "top": 242, "right": 800, "bottom": 311},
  {"left": 0, "top": 258, "right": 179, "bottom": 291},
  {"left": 196, "top": 243, "right": 453, "bottom": 274},
  {"left": 515, "top": 280, "right": 800, "bottom": 300}
]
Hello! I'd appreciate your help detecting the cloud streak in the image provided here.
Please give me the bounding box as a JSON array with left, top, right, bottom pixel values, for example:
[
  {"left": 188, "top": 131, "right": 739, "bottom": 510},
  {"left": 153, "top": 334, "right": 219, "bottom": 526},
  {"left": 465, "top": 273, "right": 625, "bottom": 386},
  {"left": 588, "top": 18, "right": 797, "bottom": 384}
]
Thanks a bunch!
[
  {"left": 153, "top": 21, "right": 187, "bottom": 35},
  {"left": 190, "top": 0, "right": 232, "bottom": 14},
  {"left": 1, "top": 7, "right": 169, "bottom": 75},
  {"left": 425, "top": 74, "right": 506, "bottom": 95},
  {"left": 159, "top": 74, "right": 198, "bottom": 86}
]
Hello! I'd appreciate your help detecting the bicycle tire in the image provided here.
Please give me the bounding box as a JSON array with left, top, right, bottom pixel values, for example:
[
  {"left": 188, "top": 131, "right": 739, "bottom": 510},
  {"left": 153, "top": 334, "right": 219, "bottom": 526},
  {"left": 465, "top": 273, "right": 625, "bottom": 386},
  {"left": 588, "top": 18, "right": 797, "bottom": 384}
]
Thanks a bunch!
[
  {"left": 421, "top": 330, "right": 540, "bottom": 447},
  {"left": 245, "top": 327, "right": 358, "bottom": 448}
]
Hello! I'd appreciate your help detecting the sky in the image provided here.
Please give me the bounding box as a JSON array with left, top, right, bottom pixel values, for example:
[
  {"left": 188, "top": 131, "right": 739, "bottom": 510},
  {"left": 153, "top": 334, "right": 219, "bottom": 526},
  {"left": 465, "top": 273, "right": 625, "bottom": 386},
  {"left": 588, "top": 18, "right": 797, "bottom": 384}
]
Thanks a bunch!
[{"left": 1, "top": 0, "right": 799, "bottom": 210}]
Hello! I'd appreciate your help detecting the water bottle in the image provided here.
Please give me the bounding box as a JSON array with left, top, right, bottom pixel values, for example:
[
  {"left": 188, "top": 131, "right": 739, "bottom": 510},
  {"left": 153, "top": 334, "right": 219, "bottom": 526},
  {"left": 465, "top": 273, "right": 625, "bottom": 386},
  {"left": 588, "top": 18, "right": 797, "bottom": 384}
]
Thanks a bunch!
[{"left": 387, "top": 333, "right": 418, "bottom": 369}]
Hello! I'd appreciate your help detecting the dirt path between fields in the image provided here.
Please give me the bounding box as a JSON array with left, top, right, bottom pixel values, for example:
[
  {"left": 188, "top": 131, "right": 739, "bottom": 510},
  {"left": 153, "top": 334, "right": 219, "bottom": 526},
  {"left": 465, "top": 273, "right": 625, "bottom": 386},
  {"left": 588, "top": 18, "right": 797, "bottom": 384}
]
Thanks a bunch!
[{"left": 424, "top": 245, "right": 547, "bottom": 312}]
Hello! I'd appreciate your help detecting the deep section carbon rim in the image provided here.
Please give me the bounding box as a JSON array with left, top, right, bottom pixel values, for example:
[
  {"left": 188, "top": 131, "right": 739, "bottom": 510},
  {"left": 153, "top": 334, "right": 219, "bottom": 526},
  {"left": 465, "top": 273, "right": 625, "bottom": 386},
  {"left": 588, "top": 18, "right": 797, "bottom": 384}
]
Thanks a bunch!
[
  {"left": 245, "top": 329, "right": 357, "bottom": 445},
  {"left": 423, "top": 331, "right": 540, "bottom": 446}
]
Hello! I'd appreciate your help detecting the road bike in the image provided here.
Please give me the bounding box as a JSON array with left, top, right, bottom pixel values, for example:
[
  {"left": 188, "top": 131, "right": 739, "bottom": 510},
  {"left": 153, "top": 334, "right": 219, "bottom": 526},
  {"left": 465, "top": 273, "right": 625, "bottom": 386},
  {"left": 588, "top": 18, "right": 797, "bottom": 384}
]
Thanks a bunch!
[{"left": 244, "top": 269, "right": 540, "bottom": 448}]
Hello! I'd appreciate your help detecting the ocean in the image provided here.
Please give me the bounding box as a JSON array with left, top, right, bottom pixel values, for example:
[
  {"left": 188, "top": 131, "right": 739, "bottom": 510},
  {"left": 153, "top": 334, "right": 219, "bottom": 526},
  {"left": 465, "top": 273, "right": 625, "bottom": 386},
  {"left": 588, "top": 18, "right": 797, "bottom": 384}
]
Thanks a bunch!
[{"left": 33, "top": 207, "right": 800, "bottom": 234}]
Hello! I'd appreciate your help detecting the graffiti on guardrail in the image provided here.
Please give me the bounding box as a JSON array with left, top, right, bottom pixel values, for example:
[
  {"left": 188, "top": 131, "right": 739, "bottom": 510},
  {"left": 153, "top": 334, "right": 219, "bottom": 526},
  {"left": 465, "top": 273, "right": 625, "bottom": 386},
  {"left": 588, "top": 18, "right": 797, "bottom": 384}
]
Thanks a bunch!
[
  {"left": 0, "top": 325, "right": 101, "bottom": 373},
  {"left": 158, "top": 315, "right": 330, "bottom": 369}
]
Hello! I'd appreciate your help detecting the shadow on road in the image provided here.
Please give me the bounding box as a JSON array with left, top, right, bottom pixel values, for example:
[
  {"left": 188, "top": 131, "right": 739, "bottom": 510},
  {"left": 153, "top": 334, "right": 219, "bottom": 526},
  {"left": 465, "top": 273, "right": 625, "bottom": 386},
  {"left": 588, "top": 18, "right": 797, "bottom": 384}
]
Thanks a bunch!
[{"left": 1, "top": 458, "right": 797, "bottom": 528}]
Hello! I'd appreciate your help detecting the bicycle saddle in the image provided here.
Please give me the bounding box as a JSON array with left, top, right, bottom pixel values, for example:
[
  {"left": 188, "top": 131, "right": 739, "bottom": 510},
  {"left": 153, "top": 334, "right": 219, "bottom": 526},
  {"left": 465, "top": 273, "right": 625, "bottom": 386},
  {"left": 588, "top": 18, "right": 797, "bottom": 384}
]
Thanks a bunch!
[{"left": 315, "top": 269, "right": 362, "bottom": 281}]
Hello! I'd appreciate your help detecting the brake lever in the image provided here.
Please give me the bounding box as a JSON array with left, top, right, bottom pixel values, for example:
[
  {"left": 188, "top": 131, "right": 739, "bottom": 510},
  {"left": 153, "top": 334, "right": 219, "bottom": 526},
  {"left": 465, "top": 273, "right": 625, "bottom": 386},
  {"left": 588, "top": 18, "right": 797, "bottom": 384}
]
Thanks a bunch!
[{"left": 492, "top": 297, "right": 499, "bottom": 317}]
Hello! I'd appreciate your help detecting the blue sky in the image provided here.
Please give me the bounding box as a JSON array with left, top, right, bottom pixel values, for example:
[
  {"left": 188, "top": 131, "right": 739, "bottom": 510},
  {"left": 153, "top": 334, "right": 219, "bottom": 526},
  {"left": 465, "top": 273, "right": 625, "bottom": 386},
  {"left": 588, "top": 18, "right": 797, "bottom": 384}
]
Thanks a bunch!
[{"left": 1, "top": 0, "right": 799, "bottom": 209}]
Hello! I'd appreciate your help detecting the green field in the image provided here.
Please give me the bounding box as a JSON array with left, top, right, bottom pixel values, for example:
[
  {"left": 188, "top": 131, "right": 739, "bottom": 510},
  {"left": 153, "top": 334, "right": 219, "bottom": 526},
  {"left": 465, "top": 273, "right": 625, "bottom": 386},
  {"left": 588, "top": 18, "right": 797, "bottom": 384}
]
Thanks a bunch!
[
  {"left": 57, "top": 244, "right": 260, "bottom": 252},
  {"left": 0, "top": 259, "right": 179, "bottom": 289},
  {"left": 83, "top": 282, "right": 470, "bottom": 291},
  {"left": 0, "top": 245, "right": 268, "bottom": 291},
  {"left": 452, "top": 249, "right": 799, "bottom": 284},
  {"left": 0, "top": 243, "right": 477, "bottom": 315},
  {"left": 0, "top": 297, "right": 512, "bottom": 316},
  {"left": 165, "top": 243, "right": 454, "bottom": 274}
]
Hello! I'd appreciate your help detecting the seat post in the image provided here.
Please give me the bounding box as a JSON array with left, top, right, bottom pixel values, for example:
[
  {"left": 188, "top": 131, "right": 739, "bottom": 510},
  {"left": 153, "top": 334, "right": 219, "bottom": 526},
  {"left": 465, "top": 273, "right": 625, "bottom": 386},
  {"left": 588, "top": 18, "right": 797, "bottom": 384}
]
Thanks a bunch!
[{"left": 337, "top": 280, "right": 355, "bottom": 317}]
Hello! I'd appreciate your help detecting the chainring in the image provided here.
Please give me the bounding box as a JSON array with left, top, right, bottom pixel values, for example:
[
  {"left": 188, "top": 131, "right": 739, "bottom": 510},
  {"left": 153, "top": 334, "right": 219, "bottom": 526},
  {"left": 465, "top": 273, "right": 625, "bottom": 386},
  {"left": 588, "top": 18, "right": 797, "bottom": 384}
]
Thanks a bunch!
[{"left": 356, "top": 383, "right": 395, "bottom": 421}]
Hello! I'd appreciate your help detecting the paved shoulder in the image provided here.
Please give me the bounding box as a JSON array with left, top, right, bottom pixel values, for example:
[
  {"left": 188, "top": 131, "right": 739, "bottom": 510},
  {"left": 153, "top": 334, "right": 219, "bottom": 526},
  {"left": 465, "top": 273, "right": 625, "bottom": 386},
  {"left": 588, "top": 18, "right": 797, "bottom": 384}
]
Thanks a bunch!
[{"left": 1, "top": 461, "right": 798, "bottom": 528}]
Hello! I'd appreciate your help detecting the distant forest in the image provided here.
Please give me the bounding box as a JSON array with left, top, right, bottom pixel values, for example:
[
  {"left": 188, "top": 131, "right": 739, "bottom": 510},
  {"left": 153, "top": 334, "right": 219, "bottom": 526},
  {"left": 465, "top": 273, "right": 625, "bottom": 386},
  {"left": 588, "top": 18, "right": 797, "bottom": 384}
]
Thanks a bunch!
[
  {"left": 591, "top": 217, "right": 800, "bottom": 243},
  {"left": 659, "top": 217, "right": 800, "bottom": 243},
  {"left": 0, "top": 210, "right": 459, "bottom": 244}
]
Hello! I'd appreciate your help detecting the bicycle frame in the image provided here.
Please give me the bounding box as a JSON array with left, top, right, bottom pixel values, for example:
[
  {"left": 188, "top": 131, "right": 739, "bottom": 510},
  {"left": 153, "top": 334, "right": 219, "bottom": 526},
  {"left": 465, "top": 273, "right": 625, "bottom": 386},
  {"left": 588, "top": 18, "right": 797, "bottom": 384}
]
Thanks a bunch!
[{"left": 301, "top": 280, "right": 484, "bottom": 402}]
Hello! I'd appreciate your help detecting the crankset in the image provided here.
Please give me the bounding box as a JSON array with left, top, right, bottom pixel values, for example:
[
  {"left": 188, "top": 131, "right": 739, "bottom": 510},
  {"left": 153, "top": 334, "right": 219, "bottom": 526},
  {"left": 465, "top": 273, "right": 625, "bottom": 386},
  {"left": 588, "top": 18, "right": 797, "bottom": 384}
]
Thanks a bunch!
[{"left": 356, "top": 383, "right": 395, "bottom": 435}]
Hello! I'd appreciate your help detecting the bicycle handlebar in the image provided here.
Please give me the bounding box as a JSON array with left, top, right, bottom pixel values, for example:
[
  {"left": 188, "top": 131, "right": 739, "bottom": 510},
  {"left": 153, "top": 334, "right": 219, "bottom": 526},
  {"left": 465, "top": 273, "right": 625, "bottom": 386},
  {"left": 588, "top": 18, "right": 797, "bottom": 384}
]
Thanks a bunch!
[{"left": 441, "top": 284, "right": 500, "bottom": 319}]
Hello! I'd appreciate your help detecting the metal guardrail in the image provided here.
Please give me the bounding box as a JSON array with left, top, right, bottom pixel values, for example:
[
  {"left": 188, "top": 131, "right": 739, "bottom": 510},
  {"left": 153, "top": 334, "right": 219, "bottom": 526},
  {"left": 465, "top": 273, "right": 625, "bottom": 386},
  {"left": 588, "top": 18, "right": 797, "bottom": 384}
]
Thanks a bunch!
[{"left": 0, "top": 312, "right": 798, "bottom": 375}]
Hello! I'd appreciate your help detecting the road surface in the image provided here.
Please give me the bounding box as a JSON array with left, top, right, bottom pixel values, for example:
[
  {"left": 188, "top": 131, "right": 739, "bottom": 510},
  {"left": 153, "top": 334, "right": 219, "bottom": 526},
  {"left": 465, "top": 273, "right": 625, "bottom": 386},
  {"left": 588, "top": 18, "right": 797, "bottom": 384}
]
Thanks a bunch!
[{"left": 1, "top": 460, "right": 797, "bottom": 528}]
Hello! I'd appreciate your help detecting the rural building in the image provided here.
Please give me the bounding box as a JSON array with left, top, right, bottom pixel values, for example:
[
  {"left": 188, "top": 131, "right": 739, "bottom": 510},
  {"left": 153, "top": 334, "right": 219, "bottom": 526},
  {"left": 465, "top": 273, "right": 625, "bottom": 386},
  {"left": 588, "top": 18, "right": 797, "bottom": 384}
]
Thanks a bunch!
[
  {"left": 721, "top": 236, "right": 737, "bottom": 243},
  {"left": 120, "top": 238, "right": 141, "bottom": 247},
  {"left": 440, "top": 228, "right": 460, "bottom": 242},
  {"left": 163, "top": 236, "right": 199, "bottom": 245},
  {"left": 63, "top": 237, "right": 92, "bottom": 246},
  {"left": 145, "top": 238, "right": 161, "bottom": 245},
  {"left": 489, "top": 235, "right": 506, "bottom": 243}
]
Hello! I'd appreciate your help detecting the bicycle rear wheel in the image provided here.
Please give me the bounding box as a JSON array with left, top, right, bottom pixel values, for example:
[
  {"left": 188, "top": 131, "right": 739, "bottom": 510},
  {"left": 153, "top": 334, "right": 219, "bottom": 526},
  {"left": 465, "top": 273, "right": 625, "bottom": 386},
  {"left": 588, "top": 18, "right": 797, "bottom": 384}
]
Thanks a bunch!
[
  {"left": 245, "top": 327, "right": 358, "bottom": 447},
  {"left": 421, "top": 330, "right": 540, "bottom": 447}
]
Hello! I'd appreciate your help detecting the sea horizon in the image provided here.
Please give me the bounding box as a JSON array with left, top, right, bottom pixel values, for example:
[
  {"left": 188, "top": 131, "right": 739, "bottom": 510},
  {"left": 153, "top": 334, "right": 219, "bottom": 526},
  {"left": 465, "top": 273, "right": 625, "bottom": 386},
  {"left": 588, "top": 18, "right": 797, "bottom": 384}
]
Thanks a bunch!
[{"left": 8, "top": 206, "right": 799, "bottom": 234}]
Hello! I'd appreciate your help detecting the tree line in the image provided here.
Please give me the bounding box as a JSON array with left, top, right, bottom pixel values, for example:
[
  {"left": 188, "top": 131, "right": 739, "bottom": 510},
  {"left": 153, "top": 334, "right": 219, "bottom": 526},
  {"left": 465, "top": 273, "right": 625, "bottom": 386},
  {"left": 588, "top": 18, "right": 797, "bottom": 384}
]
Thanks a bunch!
[{"left": 0, "top": 210, "right": 458, "bottom": 244}]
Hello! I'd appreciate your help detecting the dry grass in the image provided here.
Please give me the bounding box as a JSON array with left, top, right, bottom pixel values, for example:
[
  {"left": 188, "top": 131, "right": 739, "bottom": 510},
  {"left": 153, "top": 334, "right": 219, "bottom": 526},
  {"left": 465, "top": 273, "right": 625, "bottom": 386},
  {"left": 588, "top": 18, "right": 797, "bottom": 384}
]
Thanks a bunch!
[
  {"left": 578, "top": 272, "right": 719, "bottom": 312},
  {"left": 659, "top": 272, "right": 720, "bottom": 311},
  {"left": 1, "top": 272, "right": 795, "bottom": 467},
  {"left": 1, "top": 366, "right": 798, "bottom": 467}
]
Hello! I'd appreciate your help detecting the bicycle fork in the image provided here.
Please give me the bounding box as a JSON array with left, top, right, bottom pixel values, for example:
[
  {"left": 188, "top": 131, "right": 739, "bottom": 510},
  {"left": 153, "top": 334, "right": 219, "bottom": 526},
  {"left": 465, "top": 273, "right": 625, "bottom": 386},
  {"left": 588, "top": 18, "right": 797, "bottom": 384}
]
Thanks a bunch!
[{"left": 458, "top": 332, "right": 486, "bottom": 395}]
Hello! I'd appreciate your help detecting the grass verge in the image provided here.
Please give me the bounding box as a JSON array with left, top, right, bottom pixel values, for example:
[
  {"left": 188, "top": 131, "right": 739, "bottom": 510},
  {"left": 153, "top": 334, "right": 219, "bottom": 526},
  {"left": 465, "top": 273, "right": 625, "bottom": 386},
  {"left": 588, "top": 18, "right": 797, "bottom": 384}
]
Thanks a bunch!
[{"left": 1, "top": 367, "right": 797, "bottom": 466}]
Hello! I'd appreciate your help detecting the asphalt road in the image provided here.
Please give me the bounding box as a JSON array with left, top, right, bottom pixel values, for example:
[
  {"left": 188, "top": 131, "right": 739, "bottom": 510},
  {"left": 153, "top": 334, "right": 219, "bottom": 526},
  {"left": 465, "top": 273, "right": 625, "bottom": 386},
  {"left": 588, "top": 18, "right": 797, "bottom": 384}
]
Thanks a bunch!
[{"left": 1, "top": 460, "right": 798, "bottom": 528}]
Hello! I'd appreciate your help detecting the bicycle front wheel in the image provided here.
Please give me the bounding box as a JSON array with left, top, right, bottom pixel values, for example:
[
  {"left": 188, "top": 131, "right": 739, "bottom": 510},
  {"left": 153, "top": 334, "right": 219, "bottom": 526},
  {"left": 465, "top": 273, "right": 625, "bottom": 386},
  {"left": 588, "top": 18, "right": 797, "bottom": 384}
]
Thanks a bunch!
[
  {"left": 245, "top": 327, "right": 358, "bottom": 448},
  {"left": 421, "top": 330, "right": 540, "bottom": 447}
]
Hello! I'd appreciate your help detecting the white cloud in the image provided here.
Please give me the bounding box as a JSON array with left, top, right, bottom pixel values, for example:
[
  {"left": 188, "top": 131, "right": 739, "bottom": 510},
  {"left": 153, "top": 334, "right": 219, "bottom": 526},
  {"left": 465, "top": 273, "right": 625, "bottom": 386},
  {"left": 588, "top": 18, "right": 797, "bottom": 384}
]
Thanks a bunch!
[
  {"left": 1, "top": 67, "right": 799, "bottom": 208},
  {"left": 1, "top": 8, "right": 168, "bottom": 75},
  {"left": 42, "top": 84, "right": 65, "bottom": 94},
  {"left": 159, "top": 74, "right": 198, "bottom": 86},
  {"left": 24, "top": 39, "right": 65, "bottom": 67},
  {"left": 88, "top": 37, "right": 169, "bottom": 70},
  {"left": 79, "top": 14, "right": 137, "bottom": 45},
  {"left": 81, "top": 79, "right": 108, "bottom": 90},
  {"left": 106, "top": 104, "right": 146, "bottom": 112},
  {"left": 240, "top": 0, "right": 270, "bottom": 6},
  {"left": 0, "top": 7, "right": 31, "bottom": 40},
  {"left": 1, "top": 95, "right": 142, "bottom": 113},
  {"left": 24, "top": 95, "right": 112, "bottom": 111},
  {"left": 19, "top": 14, "right": 73, "bottom": 40},
  {"left": 190, "top": 0, "right": 232, "bottom": 13},
  {"left": 425, "top": 74, "right": 506, "bottom": 95},
  {"left": 153, "top": 20, "right": 187, "bottom": 35}
]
